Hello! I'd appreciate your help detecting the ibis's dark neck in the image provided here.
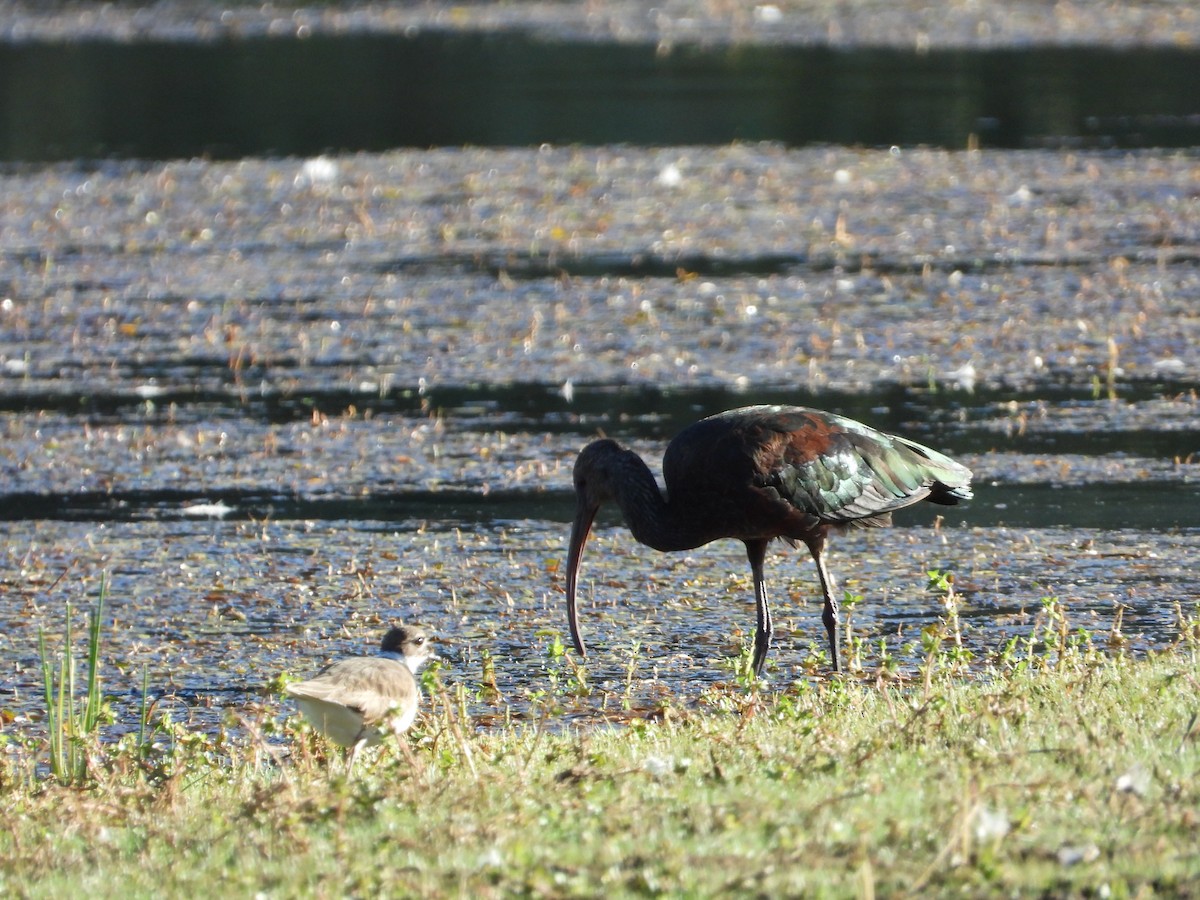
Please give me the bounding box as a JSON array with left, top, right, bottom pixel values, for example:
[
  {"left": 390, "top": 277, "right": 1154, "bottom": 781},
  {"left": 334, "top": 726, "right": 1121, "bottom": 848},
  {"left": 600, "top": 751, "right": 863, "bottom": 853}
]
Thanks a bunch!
[{"left": 611, "top": 451, "right": 706, "bottom": 553}]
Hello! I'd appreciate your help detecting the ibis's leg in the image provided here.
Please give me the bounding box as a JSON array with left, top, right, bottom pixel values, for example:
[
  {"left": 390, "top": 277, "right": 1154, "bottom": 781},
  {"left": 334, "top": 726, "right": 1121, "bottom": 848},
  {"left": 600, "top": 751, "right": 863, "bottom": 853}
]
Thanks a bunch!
[
  {"left": 744, "top": 539, "right": 773, "bottom": 676},
  {"left": 807, "top": 536, "right": 841, "bottom": 673}
]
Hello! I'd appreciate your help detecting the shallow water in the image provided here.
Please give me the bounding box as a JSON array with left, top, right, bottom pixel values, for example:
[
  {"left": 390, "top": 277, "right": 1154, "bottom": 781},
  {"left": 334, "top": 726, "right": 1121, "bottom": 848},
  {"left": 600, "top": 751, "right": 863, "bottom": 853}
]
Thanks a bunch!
[
  {"left": 3, "top": 512, "right": 1194, "bottom": 736},
  {"left": 2, "top": 146, "right": 1199, "bottom": 737}
]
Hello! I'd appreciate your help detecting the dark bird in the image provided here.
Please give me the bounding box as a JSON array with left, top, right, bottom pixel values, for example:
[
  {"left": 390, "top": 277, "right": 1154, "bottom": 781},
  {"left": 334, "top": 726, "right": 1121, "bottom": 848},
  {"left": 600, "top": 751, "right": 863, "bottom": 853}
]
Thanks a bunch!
[
  {"left": 565, "top": 405, "right": 972, "bottom": 675},
  {"left": 286, "top": 624, "right": 434, "bottom": 770}
]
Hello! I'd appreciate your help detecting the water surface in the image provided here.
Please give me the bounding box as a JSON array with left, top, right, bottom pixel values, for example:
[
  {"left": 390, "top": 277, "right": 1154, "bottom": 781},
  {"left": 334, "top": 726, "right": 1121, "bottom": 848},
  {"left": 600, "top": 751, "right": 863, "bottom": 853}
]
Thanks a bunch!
[
  {"left": 3, "top": 28, "right": 1200, "bottom": 160},
  {"left": 2, "top": 146, "right": 1198, "bottom": 737}
]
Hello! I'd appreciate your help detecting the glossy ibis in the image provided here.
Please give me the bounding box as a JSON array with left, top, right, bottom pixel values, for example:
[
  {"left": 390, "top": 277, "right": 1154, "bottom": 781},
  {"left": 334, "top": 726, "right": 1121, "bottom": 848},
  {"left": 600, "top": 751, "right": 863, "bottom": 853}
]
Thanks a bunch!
[
  {"left": 565, "top": 405, "right": 972, "bottom": 675},
  {"left": 286, "top": 624, "right": 433, "bottom": 768}
]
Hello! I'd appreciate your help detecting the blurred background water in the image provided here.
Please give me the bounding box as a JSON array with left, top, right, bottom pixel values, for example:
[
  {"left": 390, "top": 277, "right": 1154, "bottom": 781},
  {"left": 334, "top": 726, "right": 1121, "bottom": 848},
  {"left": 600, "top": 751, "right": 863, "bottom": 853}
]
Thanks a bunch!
[{"left": 2, "top": 33, "right": 1199, "bottom": 160}]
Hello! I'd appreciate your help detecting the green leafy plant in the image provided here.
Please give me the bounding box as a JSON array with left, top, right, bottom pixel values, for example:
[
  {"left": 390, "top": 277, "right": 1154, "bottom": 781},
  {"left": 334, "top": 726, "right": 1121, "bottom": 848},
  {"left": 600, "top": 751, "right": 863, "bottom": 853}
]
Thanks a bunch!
[
  {"left": 1176, "top": 601, "right": 1200, "bottom": 656},
  {"left": 874, "top": 635, "right": 898, "bottom": 677},
  {"left": 621, "top": 641, "right": 642, "bottom": 710},
  {"left": 842, "top": 588, "right": 866, "bottom": 673},
  {"left": 38, "top": 576, "right": 108, "bottom": 786},
  {"left": 728, "top": 641, "right": 759, "bottom": 688},
  {"left": 929, "top": 569, "right": 972, "bottom": 669}
]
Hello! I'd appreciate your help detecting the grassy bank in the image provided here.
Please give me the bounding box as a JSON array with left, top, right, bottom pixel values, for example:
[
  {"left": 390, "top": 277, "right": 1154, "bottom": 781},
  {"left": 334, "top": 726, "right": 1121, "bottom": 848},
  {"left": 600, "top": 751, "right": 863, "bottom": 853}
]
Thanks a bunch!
[{"left": 3, "top": 629, "right": 1199, "bottom": 899}]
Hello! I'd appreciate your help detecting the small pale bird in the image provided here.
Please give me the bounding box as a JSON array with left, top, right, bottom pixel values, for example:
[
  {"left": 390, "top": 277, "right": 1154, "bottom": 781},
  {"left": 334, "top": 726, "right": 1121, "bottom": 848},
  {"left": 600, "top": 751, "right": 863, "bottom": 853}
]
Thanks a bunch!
[{"left": 286, "top": 624, "right": 434, "bottom": 769}]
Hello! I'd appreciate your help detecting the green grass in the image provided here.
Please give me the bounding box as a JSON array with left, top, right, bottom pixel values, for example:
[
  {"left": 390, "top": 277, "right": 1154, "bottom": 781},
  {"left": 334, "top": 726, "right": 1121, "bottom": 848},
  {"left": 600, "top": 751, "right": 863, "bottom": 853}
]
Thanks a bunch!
[
  {"left": 3, "top": 594, "right": 1200, "bottom": 897},
  {"left": 36, "top": 577, "right": 108, "bottom": 787}
]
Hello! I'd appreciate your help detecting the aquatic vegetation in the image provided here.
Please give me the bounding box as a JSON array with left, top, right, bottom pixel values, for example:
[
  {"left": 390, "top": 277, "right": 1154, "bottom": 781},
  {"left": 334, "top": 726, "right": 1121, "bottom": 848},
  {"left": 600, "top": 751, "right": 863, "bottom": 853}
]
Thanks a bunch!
[{"left": 37, "top": 579, "right": 108, "bottom": 787}]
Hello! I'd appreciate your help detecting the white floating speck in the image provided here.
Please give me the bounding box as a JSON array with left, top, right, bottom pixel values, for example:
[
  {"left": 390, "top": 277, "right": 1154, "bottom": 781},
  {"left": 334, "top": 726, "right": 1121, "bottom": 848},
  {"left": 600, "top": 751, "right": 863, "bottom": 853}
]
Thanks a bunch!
[
  {"left": 560, "top": 379, "right": 574, "bottom": 403},
  {"left": 1008, "top": 184, "right": 1035, "bottom": 205},
  {"left": 833, "top": 168, "right": 852, "bottom": 185},
  {"left": 182, "top": 502, "right": 234, "bottom": 519},
  {"left": 135, "top": 384, "right": 168, "bottom": 399},
  {"left": 3, "top": 357, "right": 28, "bottom": 376},
  {"left": 754, "top": 5, "right": 783, "bottom": 24},
  {"left": 656, "top": 163, "right": 683, "bottom": 188},
  {"left": 298, "top": 155, "right": 338, "bottom": 186},
  {"left": 945, "top": 362, "right": 977, "bottom": 393}
]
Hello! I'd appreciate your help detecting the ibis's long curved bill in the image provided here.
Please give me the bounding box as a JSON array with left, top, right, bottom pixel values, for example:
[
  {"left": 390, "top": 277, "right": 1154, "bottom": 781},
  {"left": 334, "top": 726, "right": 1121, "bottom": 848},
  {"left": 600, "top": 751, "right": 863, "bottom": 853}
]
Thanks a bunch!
[{"left": 565, "top": 502, "right": 599, "bottom": 657}]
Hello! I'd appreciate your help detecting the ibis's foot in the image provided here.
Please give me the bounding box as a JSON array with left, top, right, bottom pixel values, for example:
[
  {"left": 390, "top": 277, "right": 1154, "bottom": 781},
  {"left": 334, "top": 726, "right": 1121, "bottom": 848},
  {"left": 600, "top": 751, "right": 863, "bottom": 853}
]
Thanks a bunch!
[
  {"left": 822, "top": 603, "right": 841, "bottom": 673},
  {"left": 751, "top": 629, "right": 772, "bottom": 677}
]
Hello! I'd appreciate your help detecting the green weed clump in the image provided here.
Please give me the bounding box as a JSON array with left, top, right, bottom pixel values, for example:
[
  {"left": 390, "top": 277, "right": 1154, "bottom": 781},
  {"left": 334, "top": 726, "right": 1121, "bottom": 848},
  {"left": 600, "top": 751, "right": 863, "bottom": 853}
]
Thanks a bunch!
[
  {"left": 2, "top": 593, "right": 1199, "bottom": 898},
  {"left": 37, "top": 578, "right": 109, "bottom": 787}
]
